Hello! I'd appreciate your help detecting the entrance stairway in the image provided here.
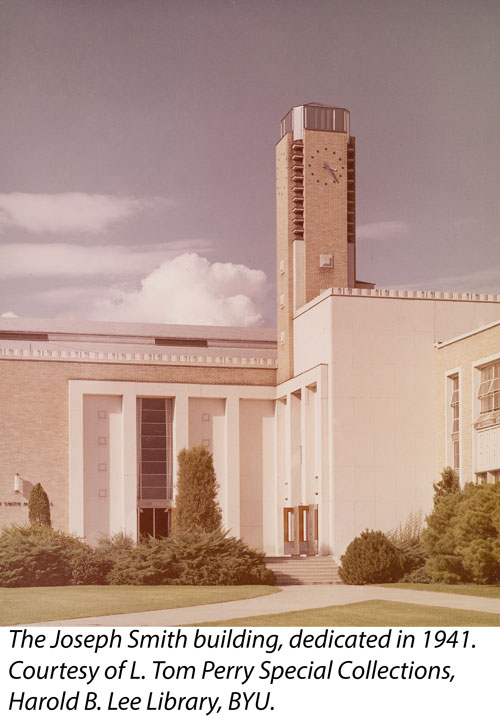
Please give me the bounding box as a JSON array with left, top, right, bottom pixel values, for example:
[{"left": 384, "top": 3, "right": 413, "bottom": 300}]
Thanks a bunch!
[{"left": 265, "top": 556, "right": 342, "bottom": 585}]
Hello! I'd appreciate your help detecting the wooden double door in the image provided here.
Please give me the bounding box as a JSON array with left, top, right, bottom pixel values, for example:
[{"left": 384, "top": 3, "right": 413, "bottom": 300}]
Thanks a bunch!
[{"left": 283, "top": 504, "right": 318, "bottom": 555}]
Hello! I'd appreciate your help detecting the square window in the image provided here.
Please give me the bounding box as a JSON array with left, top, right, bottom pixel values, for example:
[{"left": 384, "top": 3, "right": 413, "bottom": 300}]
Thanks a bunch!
[
  {"left": 320, "top": 254, "right": 333, "bottom": 268},
  {"left": 98, "top": 436, "right": 107, "bottom": 445},
  {"left": 98, "top": 410, "right": 107, "bottom": 418},
  {"left": 202, "top": 413, "right": 210, "bottom": 421},
  {"left": 202, "top": 439, "right": 210, "bottom": 447},
  {"left": 98, "top": 489, "right": 107, "bottom": 498},
  {"left": 98, "top": 463, "right": 107, "bottom": 471}
]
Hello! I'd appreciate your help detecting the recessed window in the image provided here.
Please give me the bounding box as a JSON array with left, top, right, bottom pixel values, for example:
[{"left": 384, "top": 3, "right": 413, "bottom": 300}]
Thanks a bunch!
[
  {"left": 476, "top": 362, "right": 500, "bottom": 429},
  {"left": 202, "top": 439, "right": 210, "bottom": 447},
  {"left": 202, "top": 413, "right": 210, "bottom": 421},
  {"left": 98, "top": 436, "right": 107, "bottom": 445},
  {"left": 280, "top": 331, "right": 285, "bottom": 345},
  {"left": 98, "top": 489, "right": 107, "bottom": 498},
  {"left": 98, "top": 463, "right": 107, "bottom": 472},
  {"left": 98, "top": 410, "right": 107, "bottom": 419}
]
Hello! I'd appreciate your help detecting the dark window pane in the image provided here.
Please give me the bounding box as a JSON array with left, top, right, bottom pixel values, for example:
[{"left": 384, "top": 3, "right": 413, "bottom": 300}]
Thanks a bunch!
[
  {"left": 142, "top": 474, "right": 167, "bottom": 486},
  {"left": 142, "top": 436, "right": 167, "bottom": 448},
  {"left": 141, "top": 487, "right": 167, "bottom": 499},
  {"left": 155, "top": 508, "right": 170, "bottom": 538},
  {"left": 142, "top": 461, "right": 167, "bottom": 474},
  {"left": 142, "top": 409, "right": 166, "bottom": 423},
  {"left": 141, "top": 423, "right": 166, "bottom": 436},
  {"left": 141, "top": 398, "right": 166, "bottom": 410},
  {"left": 141, "top": 448, "right": 166, "bottom": 462},
  {"left": 139, "top": 508, "right": 154, "bottom": 537}
]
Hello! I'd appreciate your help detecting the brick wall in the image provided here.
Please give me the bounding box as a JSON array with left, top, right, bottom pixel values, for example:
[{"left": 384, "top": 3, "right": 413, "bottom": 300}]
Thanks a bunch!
[
  {"left": 0, "top": 359, "right": 276, "bottom": 531},
  {"left": 303, "top": 128, "right": 349, "bottom": 300}
]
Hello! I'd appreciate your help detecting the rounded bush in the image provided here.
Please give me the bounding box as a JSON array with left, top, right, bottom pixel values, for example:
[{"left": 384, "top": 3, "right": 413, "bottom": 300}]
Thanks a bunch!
[
  {"left": 339, "top": 530, "right": 403, "bottom": 585},
  {"left": 0, "top": 525, "right": 106, "bottom": 587}
]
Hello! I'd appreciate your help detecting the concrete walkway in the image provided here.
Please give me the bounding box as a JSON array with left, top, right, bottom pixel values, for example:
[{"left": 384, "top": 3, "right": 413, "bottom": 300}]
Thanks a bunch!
[{"left": 30, "top": 585, "right": 500, "bottom": 626}]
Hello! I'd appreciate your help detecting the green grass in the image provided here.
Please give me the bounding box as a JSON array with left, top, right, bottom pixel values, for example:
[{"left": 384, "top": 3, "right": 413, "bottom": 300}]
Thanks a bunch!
[
  {"left": 193, "top": 600, "right": 500, "bottom": 627},
  {"left": 0, "top": 585, "right": 280, "bottom": 626},
  {"left": 378, "top": 583, "right": 500, "bottom": 599}
]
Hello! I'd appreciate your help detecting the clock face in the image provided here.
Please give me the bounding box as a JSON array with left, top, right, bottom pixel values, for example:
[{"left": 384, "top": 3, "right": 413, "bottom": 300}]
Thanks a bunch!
[{"left": 307, "top": 149, "right": 345, "bottom": 186}]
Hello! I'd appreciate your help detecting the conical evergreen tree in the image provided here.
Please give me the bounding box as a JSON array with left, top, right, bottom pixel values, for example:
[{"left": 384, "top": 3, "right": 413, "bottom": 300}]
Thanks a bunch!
[
  {"left": 174, "top": 446, "right": 222, "bottom": 532},
  {"left": 28, "top": 483, "right": 51, "bottom": 527},
  {"left": 433, "top": 466, "right": 460, "bottom": 505}
]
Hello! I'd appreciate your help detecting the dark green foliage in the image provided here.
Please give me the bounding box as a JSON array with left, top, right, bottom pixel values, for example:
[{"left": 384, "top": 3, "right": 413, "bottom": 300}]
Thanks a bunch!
[
  {"left": 28, "top": 483, "right": 51, "bottom": 527},
  {"left": 0, "top": 525, "right": 106, "bottom": 587},
  {"left": 175, "top": 446, "right": 222, "bottom": 533},
  {"left": 433, "top": 466, "right": 460, "bottom": 505},
  {"left": 386, "top": 511, "right": 427, "bottom": 576},
  {"left": 423, "top": 483, "right": 500, "bottom": 584},
  {"left": 166, "top": 529, "right": 276, "bottom": 586},
  {"left": 339, "top": 530, "right": 404, "bottom": 585},
  {"left": 400, "top": 566, "right": 435, "bottom": 584},
  {"left": 103, "top": 529, "right": 275, "bottom": 586},
  {"left": 103, "top": 539, "right": 175, "bottom": 585}
]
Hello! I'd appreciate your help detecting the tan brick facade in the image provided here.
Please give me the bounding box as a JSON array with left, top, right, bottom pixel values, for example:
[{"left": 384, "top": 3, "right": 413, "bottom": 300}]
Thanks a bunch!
[
  {"left": 436, "top": 324, "right": 500, "bottom": 485},
  {"left": 0, "top": 359, "right": 276, "bottom": 532},
  {"left": 303, "top": 128, "right": 350, "bottom": 297}
]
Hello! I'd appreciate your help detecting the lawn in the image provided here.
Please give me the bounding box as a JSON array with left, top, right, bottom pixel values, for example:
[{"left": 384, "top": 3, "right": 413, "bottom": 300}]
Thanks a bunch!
[
  {"left": 193, "top": 599, "right": 500, "bottom": 627},
  {"left": 378, "top": 583, "right": 500, "bottom": 599},
  {"left": 0, "top": 585, "right": 280, "bottom": 626}
]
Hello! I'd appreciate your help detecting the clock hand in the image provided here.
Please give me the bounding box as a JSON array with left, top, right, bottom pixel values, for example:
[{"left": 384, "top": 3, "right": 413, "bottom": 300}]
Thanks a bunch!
[{"left": 322, "top": 162, "right": 339, "bottom": 183}]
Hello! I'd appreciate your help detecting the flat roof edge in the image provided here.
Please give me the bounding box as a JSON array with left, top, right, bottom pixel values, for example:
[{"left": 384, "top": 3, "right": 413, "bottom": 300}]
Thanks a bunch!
[{"left": 294, "top": 287, "right": 500, "bottom": 319}]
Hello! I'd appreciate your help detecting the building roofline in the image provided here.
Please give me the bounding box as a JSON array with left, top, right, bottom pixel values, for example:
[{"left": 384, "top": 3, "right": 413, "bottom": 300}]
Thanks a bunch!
[
  {"left": 0, "top": 316, "right": 277, "bottom": 345},
  {"left": 294, "top": 286, "right": 500, "bottom": 320},
  {"left": 436, "top": 318, "right": 500, "bottom": 349}
]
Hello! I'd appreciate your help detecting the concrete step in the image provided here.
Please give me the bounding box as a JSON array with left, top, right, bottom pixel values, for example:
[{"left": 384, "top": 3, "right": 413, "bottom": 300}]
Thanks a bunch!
[{"left": 265, "top": 556, "right": 342, "bottom": 585}]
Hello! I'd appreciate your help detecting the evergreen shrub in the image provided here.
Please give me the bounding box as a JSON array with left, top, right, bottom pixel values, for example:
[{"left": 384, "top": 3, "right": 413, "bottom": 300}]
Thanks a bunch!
[
  {"left": 386, "top": 511, "right": 427, "bottom": 577},
  {"left": 28, "top": 483, "right": 51, "bottom": 527},
  {"left": 175, "top": 446, "right": 222, "bottom": 533},
  {"left": 423, "top": 483, "right": 500, "bottom": 584},
  {"left": 339, "top": 530, "right": 404, "bottom": 585},
  {"left": 166, "top": 529, "right": 276, "bottom": 586},
  {"left": 0, "top": 525, "right": 106, "bottom": 587}
]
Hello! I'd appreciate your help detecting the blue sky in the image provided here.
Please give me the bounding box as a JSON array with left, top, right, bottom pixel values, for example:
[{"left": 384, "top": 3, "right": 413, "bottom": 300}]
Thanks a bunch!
[{"left": 1, "top": 0, "right": 499, "bottom": 326}]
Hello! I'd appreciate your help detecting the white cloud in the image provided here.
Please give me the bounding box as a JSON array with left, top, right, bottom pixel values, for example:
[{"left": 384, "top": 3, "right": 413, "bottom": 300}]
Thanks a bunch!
[
  {"left": 92, "top": 253, "right": 269, "bottom": 327},
  {"left": 0, "top": 193, "right": 163, "bottom": 234},
  {"left": 0, "top": 240, "right": 211, "bottom": 279},
  {"left": 0, "top": 311, "right": 18, "bottom": 318},
  {"left": 356, "top": 221, "right": 409, "bottom": 241}
]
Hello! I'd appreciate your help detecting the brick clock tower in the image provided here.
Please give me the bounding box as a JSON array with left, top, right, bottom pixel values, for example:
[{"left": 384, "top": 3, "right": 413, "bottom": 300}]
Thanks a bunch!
[{"left": 276, "top": 102, "right": 373, "bottom": 382}]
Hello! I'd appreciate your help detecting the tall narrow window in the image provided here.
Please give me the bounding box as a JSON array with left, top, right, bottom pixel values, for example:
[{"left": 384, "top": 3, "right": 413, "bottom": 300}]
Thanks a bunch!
[
  {"left": 137, "top": 398, "right": 173, "bottom": 500},
  {"left": 450, "top": 375, "right": 460, "bottom": 478},
  {"left": 476, "top": 362, "right": 500, "bottom": 429}
]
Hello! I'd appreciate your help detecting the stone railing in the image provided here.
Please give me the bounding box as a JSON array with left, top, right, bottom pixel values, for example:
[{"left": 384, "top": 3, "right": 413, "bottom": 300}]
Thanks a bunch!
[
  {"left": 0, "top": 346, "right": 278, "bottom": 368},
  {"left": 331, "top": 287, "right": 500, "bottom": 302}
]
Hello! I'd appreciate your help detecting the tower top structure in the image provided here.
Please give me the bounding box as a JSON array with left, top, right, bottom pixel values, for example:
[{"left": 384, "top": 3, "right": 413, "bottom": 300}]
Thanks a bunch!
[{"left": 279, "top": 103, "right": 350, "bottom": 141}]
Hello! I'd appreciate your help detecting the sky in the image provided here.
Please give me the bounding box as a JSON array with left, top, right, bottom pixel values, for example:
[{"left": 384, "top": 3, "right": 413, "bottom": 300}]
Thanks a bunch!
[{"left": 1, "top": 0, "right": 499, "bottom": 327}]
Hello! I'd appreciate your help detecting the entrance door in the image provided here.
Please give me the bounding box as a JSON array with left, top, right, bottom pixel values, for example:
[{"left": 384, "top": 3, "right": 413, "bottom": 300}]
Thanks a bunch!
[
  {"left": 283, "top": 504, "right": 318, "bottom": 555},
  {"left": 138, "top": 508, "right": 171, "bottom": 539}
]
